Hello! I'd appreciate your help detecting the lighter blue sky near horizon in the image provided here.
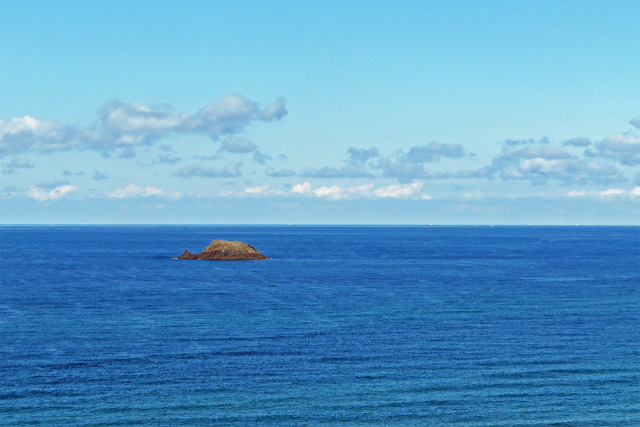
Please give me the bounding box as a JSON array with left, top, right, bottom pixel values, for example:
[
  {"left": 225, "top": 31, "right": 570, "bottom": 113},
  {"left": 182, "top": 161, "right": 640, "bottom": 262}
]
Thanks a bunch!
[{"left": 1, "top": 0, "right": 639, "bottom": 224}]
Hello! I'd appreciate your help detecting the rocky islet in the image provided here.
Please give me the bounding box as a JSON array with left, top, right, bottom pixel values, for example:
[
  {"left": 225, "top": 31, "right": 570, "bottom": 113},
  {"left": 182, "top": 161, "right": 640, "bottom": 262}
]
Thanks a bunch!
[{"left": 175, "top": 239, "right": 268, "bottom": 260}]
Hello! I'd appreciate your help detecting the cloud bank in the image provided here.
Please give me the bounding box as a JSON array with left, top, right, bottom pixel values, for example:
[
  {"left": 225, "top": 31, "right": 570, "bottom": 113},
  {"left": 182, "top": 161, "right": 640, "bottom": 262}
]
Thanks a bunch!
[
  {"left": 174, "top": 163, "right": 242, "bottom": 178},
  {"left": 491, "top": 142, "right": 625, "bottom": 184},
  {"left": 0, "top": 95, "right": 287, "bottom": 157},
  {"left": 107, "top": 184, "right": 182, "bottom": 200},
  {"left": 239, "top": 181, "right": 431, "bottom": 201},
  {"left": 27, "top": 184, "right": 78, "bottom": 201}
]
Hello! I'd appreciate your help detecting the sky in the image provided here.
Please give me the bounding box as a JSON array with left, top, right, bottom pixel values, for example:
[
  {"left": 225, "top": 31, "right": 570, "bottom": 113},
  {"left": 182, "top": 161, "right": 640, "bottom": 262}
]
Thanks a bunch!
[{"left": 1, "top": 0, "right": 639, "bottom": 224}]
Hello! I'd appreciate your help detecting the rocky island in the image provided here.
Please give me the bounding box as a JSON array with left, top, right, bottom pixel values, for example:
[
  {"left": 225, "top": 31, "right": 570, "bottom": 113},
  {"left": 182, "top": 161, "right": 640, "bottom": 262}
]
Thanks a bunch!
[{"left": 175, "top": 239, "right": 268, "bottom": 260}]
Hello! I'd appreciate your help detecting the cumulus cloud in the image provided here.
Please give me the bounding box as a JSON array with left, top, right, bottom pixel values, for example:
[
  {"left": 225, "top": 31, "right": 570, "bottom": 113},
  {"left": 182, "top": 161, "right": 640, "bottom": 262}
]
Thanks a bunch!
[
  {"left": 118, "top": 146, "right": 137, "bottom": 159},
  {"left": 0, "top": 116, "right": 83, "bottom": 156},
  {"left": 303, "top": 165, "right": 375, "bottom": 179},
  {"left": 303, "top": 146, "right": 380, "bottom": 179},
  {"left": 27, "top": 184, "right": 78, "bottom": 201},
  {"left": 404, "top": 142, "right": 465, "bottom": 163},
  {"left": 253, "top": 151, "right": 271, "bottom": 164},
  {"left": 249, "top": 180, "right": 431, "bottom": 201},
  {"left": 586, "top": 133, "right": 640, "bottom": 165},
  {"left": 4, "top": 157, "right": 34, "bottom": 172},
  {"left": 492, "top": 142, "right": 624, "bottom": 184},
  {"left": 35, "top": 179, "right": 71, "bottom": 189},
  {"left": 107, "top": 183, "right": 181, "bottom": 200},
  {"left": 267, "top": 168, "right": 297, "bottom": 177},
  {"left": 1, "top": 185, "right": 20, "bottom": 198},
  {"left": 563, "top": 137, "right": 591, "bottom": 147},
  {"left": 630, "top": 116, "right": 640, "bottom": 129},
  {"left": 298, "top": 130, "right": 635, "bottom": 186},
  {"left": 0, "top": 95, "right": 287, "bottom": 157},
  {"left": 149, "top": 154, "right": 181, "bottom": 165},
  {"left": 291, "top": 182, "right": 370, "bottom": 200},
  {"left": 6, "top": 157, "right": 34, "bottom": 168},
  {"left": 157, "top": 154, "right": 181, "bottom": 164},
  {"left": 219, "top": 136, "right": 257, "bottom": 153},
  {"left": 567, "top": 187, "right": 640, "bottom": 198},
  {"left": 99, "top": 100, "right": 184, "bottom": 142},
  {"left": 503, "top": 137, "right": 550, "bottom": 146},
  {"left": 303, "top": 143, "right": 473, "bottom": 182},
  {"left": 192, "top": 155, "right": 219, "bottom": 161},
  {"left": 452, "top": 166, "right": 495, "bottom": 179},
  {"left": 376, "top": 142, "right": 467, "bottom": 182},
  {"left": 174, "top": 163, "right": 242, "bottom": 178},
  {"left": 244, "top": 185, "right": 272, "bottom": 194},
  {"left": 347, "top": 147, "right": 379, "bottom": 164},
  {"left": 463, "top": 190, "right": 486, "bottom": 200},
  {"left": 291, "top": 181, "right": 312, "bottom": 195},
  {"left": 258, "top": 97, "right": 288, "bottom": 121},
  {"left": 378, "top": 155, "right": 450, "bottom": 182},
  {"left": 142, "top": 144, "right": 182, "bottom": 165},
  {"left": 373, "top": 181, "right": 426, "bottom": 198},
  {"left": 180, "top": 94, "right": 266, "bottom": 135},
  {"left": 308, "top": 181, "right": 430, "bottom": 200}
]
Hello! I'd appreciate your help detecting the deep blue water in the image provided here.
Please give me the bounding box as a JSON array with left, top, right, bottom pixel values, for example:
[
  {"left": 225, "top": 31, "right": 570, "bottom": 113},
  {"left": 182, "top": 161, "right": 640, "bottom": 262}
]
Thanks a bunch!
[{"left": 0, "top": 225, "right": 638, "bottom": 425}]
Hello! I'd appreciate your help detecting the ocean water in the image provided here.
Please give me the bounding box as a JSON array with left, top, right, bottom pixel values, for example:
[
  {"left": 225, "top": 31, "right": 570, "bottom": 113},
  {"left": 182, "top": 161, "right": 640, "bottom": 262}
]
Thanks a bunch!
[{"left": 0, "top": 225, "right": 638, "bottom": 426}]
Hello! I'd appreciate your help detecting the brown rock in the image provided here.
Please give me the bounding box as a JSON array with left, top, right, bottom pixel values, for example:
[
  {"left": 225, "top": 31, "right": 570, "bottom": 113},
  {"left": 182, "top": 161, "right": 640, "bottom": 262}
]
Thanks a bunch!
[{"left": 175, "top": 240, "right": 268, "bottom": 260}]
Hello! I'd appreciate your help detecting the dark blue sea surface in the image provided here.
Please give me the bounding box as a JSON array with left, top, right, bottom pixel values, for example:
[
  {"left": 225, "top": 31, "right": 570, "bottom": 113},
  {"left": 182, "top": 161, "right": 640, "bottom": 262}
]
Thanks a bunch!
[{"left": 1, "top": 225, "right": 638, "bottom": 425}]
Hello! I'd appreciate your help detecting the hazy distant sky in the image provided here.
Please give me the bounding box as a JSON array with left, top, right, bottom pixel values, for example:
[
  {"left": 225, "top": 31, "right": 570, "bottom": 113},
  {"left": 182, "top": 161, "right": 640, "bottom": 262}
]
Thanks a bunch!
[{"left": 1, "top": 0, "right": 639, "bottom": 224}]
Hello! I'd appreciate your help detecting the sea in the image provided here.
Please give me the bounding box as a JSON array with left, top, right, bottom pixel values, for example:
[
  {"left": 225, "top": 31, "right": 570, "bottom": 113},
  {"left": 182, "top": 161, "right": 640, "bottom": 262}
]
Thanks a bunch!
[{"left": 0, "top": 225, "right": 638, "bottom": 426}]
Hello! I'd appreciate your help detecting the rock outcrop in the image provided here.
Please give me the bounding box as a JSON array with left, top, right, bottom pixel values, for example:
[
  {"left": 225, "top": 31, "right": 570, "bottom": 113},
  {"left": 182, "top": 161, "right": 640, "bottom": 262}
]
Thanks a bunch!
[{"left": 175, "top": 240, "right": 268, "bottom": 260}]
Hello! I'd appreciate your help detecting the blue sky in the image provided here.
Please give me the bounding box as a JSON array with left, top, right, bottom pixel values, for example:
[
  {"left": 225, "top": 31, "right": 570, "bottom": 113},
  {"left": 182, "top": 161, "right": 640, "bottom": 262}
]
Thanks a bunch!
[{"left": 1, "top": 0, "right": 639, "bottom": 224}]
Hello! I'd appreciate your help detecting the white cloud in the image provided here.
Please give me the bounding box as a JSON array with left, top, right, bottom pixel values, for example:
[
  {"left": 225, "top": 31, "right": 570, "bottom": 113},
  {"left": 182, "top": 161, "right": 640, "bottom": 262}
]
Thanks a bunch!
[
  {"left": 181, "top": 94, "right": 261, "bottom": 135},
  {"left": 107, "top": 184, "right": 181, "bottom": 200},
  {"left": 267, "top": 168, "right": 297, "bottom": 177},
  {"left": 253, "top": 151, "right": 271, "bottom": 164},
  {"left": 174, "top": 163, "right": 242, "bottom": 178},
  {"left": 493, "top": 142, "right": 625, "bottom": 184},
  {"left": 3, "top": 157, "right": 34, "bottom": 172},
  {"left": 304, "top": 165, "right": 376, "bottom": 179},
  {"left": 567, "top": 190, "right": 588, "bottom": 197},
  {"left": 376, "top": 143, "right": 467, "bottom": 182},
  {"left": 567, "top": 187, "right": 640, "bottom": 198},
  {"left": 100, "top": 100, "right": 184, "bottom": 136},
  {"left": 599, "top": 188, "right": 626, "bottom": 196},
  {"left": 373, "top": 181, "right": 423, "bottom": 198},
  {"left": 7, "top": 157, "right": 33, "bottom": 168},
  {"left": 404, "top": 142, "right": 466, "bottom": 163},
  {"left": 219, "top": 136, "right": 257, "bottom": 153},
  {"left": 304, "top": 144, "right": 468, "bottom": 182},
  {"left": 258, "top": 97, "right": 288, "bottom": 121},
  {"left": 463, "top": 190, "right": 485, "bottom": 200},
  {"left": 291, "top": 182, "right": 312, "bottom": 194},
  {"left": 313, "top": 185, "right": 344, "bottom": 199},
  {"left": 0, "top": 116, "right": 80, "bottom": 156},
  {"left": 244, "top": 185, "right": 271, "bottom": 194},
  {"left": 303, "top": 147, "right": 379, "bottom": 179},
  {"left": 245, "top": 181, "right": 429, "bottom": 201},
  {"left": 0, "top": 95, "right": 287, "bottom": 157},
  {"left": 586, "top": 132, "right": 640, "bottom": 165},
  {"left": 27, "top": 184, "right": 78, "bottom": 201}
]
